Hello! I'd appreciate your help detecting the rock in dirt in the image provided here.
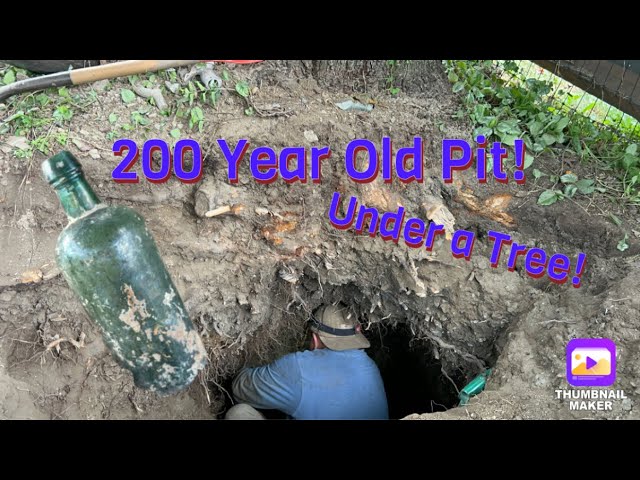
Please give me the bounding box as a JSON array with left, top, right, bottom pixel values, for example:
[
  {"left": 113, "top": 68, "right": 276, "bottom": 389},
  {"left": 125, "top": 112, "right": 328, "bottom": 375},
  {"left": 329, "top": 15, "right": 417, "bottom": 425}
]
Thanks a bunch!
[
  {"left": 92, "top": 79, "right": 110, "bottom": 92},
  {"left": 194, "top": 177, "right": 245, "bottom": 218},
  {"left": 0, "top": 290, "right": 16, "bottom": 302},
  {"left": 304, "top": 130, "right": 319, "bottom": 143},
  {"left": 71, "top": 137, "right": 92, "bottom": 152},
  {"left": 5, "top": 136, "right": 29, "bottom": 150}
]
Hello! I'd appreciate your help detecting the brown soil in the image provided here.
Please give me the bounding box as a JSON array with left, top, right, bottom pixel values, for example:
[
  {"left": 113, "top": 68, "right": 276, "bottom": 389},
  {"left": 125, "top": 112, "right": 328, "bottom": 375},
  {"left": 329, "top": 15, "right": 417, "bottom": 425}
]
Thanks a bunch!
[{"left": 1, "top": 60, "right": 638, "bottom": 420}]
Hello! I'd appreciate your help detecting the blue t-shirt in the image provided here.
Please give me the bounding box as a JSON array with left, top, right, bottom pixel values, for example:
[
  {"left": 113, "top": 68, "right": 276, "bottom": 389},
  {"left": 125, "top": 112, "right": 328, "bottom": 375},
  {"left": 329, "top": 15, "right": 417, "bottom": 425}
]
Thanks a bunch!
[{"left": 231, "top": 349, "right": 389, "bottom": 420}]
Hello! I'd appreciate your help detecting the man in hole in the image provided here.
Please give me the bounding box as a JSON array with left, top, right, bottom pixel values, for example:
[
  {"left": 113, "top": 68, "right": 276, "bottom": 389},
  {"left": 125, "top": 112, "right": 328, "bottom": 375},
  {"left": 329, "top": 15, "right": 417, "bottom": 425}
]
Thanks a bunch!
[{"left": 225, "top": 303, "right": 389, "bottom": 420}]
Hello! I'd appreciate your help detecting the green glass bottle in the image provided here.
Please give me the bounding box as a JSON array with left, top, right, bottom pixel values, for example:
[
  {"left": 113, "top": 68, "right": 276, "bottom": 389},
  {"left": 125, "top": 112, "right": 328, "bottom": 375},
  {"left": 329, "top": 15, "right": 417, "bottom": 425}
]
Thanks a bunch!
[{"left": 42, "top": 151, "right": 207, "bottom": 395}]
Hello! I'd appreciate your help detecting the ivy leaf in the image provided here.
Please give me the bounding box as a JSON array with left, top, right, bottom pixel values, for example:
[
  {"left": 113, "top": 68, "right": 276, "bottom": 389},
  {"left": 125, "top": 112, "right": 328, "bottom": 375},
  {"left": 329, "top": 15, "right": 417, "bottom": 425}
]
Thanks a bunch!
[
  {"left": 554, "top": 117, "right": 570, "bottom": 132},
  {"left": 170, "top": 128, "right": 181, "bottom": 139},
  {"left": 235, "top": 81, "right": 250, "bottom": 98},
  {"left": 541, "top": 133, "right": 556, "bottom": 147},
  {"left": 575, "top": 179, "right": 595, "bottom": 195},
  {"left": 108, "top": 113, "right": 118, "bottom": 124},
  {"left": 496, "top": 122, "right": 512, "bottom": 134},
  {"left": 448, "top": 71, "right": 459, "bottom": 83},
  {"left": 452, "top": 82, "right": 465, "bottom": 93},
  {"left": 622, "top": 153, "right": 638, "bottom": 170},
  {"left": 473, "top": 126, "right": 493, "bottom": 138},
  {"left": 625, "top": 143, "right": 638, "bottom": 156},
  {"left": 529, "top": 121, "right": 543, "bottom": 136},
  {"left": 532, "top": 168, "right": 545, "bottom": 179},
  {"left": 564, "top": 184, "right": 577, "bottom": 198},
  {"left": 121, "top": 88, "right": 136, "bottom": 104},
  {"left": 500, "top": 134, "right": 518, "bottom": 146},
  {"left": 560, "top": 173, "right": 578, "bottom": 184},
  {"left": 3, "top": 69, "right": 16, "bottom": 85},
  {"left": 538, "top": 190, "right": 561, "bottom": 206},
  {"left": 523, "top": 152, "right": 534, "bottom": 169}
]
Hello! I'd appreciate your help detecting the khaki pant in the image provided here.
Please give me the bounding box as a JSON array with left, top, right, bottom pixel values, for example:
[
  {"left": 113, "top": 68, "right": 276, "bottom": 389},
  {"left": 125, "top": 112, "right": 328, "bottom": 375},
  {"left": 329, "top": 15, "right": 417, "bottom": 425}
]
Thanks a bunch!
[{"left": 224, "top": 403, "right": 266, "bottom": 420}]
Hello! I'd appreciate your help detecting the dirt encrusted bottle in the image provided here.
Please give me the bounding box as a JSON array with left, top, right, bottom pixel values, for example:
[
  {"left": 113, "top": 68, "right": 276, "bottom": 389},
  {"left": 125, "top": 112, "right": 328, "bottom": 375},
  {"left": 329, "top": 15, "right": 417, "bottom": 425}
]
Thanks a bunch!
[{"left": 42, "top": 151, "right": 207, "bottom": 395}]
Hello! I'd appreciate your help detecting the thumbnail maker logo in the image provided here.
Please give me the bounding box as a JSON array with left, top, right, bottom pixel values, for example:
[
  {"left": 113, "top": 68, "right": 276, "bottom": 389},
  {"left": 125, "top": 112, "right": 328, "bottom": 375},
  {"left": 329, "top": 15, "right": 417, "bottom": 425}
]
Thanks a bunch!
[{"left": 566, "top": 338, "right": 616, "bottom": 387}]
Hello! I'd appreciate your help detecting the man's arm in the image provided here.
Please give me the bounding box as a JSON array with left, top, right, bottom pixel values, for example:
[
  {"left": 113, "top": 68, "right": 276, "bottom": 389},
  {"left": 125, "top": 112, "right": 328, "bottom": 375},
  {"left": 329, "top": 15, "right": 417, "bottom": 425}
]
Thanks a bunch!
[{"left": 231, "top": 353, "right": 302, "bottom": 416}]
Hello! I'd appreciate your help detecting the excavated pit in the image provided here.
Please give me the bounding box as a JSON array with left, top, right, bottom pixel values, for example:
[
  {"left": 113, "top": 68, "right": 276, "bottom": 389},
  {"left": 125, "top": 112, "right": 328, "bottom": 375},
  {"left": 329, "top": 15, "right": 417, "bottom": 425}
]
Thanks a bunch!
[
  {"left": 214, "top": 318, "right": 482, "bottom": 419},
  {"left": 367, "top": 323, "right": 465, "bottom": 418},
  {"left": 2, "top": 60, "right": 639, "bottom": 421},
  {"left": 212, "top": 277, "right": 498, "bottom": 420}
]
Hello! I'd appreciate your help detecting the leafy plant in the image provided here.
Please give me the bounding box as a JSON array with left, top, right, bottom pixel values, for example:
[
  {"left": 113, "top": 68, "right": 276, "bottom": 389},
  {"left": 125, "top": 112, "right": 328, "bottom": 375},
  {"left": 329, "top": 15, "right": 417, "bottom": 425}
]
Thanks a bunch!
[
  {"left": 121, "top": 88, "right": 136, "bottom": 104},
  {"left": 53, "top": 105, "right": 73, "bottom": 122},
  {"left": 385, "top": 60, "right": 402, "bottom": 95},
  {"left": 444, "top": 60, "right": 640, "bottom": 201},
  {"left": 189, "top": 107, "right": 204, "bottom": 131},
  {"left": 617, "top": 234, "right": 629, "bottom": 252},
  {"left": 536, "top": 170, "right": 603, "bottom": 205},
  {"left": 131, "top": 110, "right": 150, "bottom": 127},
  {"left": 3, "top": 68, "right": 16, "bottom": 85},
  {"left": 235, "top": 81, "right": 250, "bottom": 98}
]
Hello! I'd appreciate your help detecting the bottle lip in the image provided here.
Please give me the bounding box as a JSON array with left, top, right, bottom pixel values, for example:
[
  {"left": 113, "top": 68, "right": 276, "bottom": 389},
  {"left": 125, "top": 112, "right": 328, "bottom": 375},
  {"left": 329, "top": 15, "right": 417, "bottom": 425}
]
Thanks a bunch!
[{"left": 41, "top": 151, "right": 83, "bottom": 186}]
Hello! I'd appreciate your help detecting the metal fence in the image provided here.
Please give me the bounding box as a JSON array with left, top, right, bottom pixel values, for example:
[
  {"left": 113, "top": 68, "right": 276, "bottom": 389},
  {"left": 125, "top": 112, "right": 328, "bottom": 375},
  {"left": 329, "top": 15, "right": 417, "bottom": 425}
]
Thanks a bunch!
[
  {"left": 534, "top": 60, "right": 640, "bottom": 126},
  {"left": 509, "top": 60, "right": 640, "bottom": 140}
]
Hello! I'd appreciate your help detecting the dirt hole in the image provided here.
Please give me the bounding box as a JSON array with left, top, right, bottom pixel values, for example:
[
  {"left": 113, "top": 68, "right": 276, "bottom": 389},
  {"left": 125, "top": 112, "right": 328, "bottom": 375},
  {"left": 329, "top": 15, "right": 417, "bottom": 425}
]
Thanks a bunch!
[
  {"left": 216, "top": 321, "right": 468, "bottom": 420},
  {"left": 367, "top": 323, "right": 465, "bottom": 419}
]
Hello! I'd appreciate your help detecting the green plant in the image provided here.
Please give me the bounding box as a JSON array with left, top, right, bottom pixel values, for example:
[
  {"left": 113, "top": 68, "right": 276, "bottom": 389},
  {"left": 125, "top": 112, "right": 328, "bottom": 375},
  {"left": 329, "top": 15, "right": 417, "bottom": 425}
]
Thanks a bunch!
[
  {"left": 131, "top": 110, "right": 151, "bottom": 127},
  {"left": 1, "top": 65, "right": 97, "bottom": 161},
  {"left": 172, "top": 79, "right": 220, "bottom": 131},
  {"left": 386, "top": 60, "right": 401, "bottom": 95},
  {"left": 444, "top": 60, "right": 640, "bottom": 201},
  {"left": 235, "top": 81, "right": 250, "bottom": 98},
  {"left": 617, "top": 233, "right": 629, "bottom": 251},
  {"left": 536, "top": 170, "right": 602, "bottom": 206},
  {"left": 32, "top": 136, "right": 51, "bottom": 154},
  {"left": 189, "top": 107, "right": 204, "bottom": 131},
  {"left": 53, "top": 104, "right": 73, "bottom": 122},
  {"left": 55, "top": 131, "right": 68, "bottom": 146},
  {"left": 3, "top": 67, "right": 16, "bottom": 85},
  {"left": 121, "top": 88, "right": 136, "bottom": 104}
]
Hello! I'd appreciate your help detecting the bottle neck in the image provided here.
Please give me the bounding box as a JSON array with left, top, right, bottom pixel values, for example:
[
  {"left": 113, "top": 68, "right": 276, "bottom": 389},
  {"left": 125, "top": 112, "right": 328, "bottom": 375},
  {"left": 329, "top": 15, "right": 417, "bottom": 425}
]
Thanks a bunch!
[{"left": 54, "top": 174, "right": 102, "bottom": 221}]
